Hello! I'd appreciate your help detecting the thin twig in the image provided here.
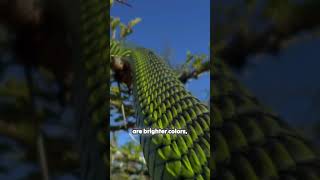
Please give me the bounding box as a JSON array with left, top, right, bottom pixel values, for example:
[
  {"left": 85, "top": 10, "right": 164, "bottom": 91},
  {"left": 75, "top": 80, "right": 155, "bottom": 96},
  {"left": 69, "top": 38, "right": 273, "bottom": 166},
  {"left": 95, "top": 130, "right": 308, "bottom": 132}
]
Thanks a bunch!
[
  {"left": 128, "top": 130, "right": 139, "bottom": 144},
  {"left": 117, "top": 82, "right": 138, "bottom": 143},
  {"left": 115, "top": 0, "right": 132, "bottom": 7},
  {"left": 117, "top": 82, "right": 127, "bottom": 128}
]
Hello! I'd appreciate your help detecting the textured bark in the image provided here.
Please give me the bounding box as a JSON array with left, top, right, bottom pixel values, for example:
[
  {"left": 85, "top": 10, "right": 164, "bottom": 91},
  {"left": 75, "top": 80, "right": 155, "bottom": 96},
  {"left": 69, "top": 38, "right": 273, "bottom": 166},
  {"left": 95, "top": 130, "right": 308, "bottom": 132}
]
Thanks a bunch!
[
  {"left": 211, "top": 59, "right": 320, "bottom": 179},
  {"left": 76, "top": 0, "right": 109, "bottom": 179}
]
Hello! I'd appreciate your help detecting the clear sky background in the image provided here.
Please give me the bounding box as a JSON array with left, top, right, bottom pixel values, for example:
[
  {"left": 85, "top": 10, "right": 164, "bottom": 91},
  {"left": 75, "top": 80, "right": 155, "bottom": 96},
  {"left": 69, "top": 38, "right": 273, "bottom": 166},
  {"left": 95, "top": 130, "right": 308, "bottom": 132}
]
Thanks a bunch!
[
  {"left": 111, "top": 0, "right": 210, "bottom": 146},
  {"left": 111, "top": 0, "right": 210, "bottom": 63},
  {"left": 238, "top": 36, "right": 320, "bottom": 127}
]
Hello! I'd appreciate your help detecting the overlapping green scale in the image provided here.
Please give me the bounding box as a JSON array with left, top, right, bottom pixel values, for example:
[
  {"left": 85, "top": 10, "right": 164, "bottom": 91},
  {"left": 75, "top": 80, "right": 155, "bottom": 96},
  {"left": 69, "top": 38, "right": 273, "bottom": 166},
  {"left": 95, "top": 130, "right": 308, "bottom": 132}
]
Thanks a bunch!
[
  {"left": 131, "top": 48, "right": 210, "bottom": 180},
  {"left": 80, "top": 0, "right": 109, "bottom": 178},
  {"left": 212, "top": 59, "right": 320, "bottom": 180}
]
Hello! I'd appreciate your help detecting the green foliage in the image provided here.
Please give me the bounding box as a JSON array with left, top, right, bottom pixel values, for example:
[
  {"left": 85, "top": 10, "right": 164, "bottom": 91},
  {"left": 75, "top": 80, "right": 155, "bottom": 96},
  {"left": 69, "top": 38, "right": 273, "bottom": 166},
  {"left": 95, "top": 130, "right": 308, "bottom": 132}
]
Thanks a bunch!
[
  {"left": 110, "top": 2, "right": 210, "bottom": 180},
  {"left": 110, "top": 5, "right": 146, "bottom": 178},
  {"left": 178, "top": 50, "right": 208, "bottom": 77},
  {"left": 111, "top": 16, "right": 141, "bottom": 40},
  {"left": 110, "top": 40, "right": 132, "bottom": 58},
  {"left": 110, "top": 0, "right": 140, "bottom": 124},
  {"left": 111, "top": 139, "right": 148, "bottom": 179},
  {"left": 111, "top": 17, "right": 121, "bottom": 34}
]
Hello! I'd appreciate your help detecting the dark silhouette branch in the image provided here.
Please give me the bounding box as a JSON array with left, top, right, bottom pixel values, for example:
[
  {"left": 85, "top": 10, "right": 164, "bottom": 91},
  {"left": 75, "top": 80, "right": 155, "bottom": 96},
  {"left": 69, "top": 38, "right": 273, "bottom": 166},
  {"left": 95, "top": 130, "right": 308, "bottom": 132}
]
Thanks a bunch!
[
  {"left": 216, "top": 1, "right": 320, "bottom": 68},
  {"left": 115, "top": 0, "right": 132, "bottom": 7}
]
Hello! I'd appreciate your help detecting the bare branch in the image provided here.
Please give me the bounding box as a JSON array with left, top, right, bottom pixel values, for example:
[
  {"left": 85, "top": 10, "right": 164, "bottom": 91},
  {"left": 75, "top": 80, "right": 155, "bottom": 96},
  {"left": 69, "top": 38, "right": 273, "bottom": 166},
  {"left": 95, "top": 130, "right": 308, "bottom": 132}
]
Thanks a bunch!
[{"left": 115, "top": 0, "right": 132, "bottom": 7}]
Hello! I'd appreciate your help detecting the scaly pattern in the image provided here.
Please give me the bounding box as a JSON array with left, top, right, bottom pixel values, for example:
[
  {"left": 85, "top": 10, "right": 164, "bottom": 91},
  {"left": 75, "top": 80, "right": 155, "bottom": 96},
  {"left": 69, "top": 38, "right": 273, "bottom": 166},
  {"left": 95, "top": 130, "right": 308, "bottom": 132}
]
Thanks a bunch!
[
  {"left": 212, "top": 59, "right": 320, "bottom": 180},
  {"left": 131, "top": 48, "right": 210, "bottom": 180},
  {"left": 80, "top": 0, "right": 109, "bottom": 179}
]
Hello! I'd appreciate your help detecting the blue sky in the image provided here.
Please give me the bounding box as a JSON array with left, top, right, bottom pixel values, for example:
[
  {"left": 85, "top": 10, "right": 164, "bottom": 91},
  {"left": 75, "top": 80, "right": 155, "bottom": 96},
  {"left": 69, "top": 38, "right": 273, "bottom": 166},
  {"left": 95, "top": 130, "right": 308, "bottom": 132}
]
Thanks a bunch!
[
  {"left": 111, "top": 0, "right": 210, "bottom": 62},
  {"left": 238, "top": 36, "right": 320, "bottom": 126},
  {"left": 111, "top": 0, "right": 210, "bottom": 146}
]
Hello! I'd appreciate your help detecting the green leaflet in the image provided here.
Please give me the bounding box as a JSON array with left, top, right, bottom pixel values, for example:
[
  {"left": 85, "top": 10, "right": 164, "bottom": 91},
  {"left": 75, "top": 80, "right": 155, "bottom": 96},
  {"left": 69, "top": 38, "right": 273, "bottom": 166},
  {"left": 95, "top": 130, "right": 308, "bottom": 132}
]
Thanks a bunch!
[{"left": 110, "top": 40, "right": 131, "bottom": 58}]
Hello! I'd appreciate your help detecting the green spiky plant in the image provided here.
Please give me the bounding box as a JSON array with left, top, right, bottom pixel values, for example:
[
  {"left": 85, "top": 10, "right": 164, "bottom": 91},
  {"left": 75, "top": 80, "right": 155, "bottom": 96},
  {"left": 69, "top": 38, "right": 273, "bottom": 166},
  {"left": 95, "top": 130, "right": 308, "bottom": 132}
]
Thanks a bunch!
[{"left": 109, "top": 1, "right": 210, "bottom": 179}]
